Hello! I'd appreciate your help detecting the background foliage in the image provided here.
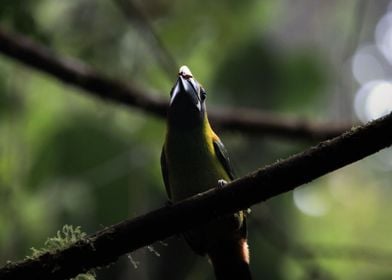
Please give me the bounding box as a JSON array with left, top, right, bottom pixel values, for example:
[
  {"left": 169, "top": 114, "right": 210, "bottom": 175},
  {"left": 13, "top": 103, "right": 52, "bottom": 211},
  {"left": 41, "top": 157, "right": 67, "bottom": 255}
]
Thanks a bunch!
[{"left": 1, "top": 0, "right": 392, "bottom": 279}]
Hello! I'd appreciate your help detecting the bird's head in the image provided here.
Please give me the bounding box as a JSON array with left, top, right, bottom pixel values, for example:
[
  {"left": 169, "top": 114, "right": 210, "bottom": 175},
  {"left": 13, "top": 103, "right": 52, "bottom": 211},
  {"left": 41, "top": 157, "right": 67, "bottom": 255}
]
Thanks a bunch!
[{"left": 168, "top": 65, "right": 207, "bottom": 128}]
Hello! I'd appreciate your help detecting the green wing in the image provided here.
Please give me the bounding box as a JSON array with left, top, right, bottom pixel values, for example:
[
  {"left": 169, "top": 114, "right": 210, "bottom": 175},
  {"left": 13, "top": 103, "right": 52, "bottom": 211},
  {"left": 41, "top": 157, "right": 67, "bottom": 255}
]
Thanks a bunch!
[
  {"left": 214, "top": 139, "right": 248, "bottom": 239},
  {"left": 160, "top": 147, "right": 172, "bottom": 200},
  {"left": 213, "top": 139, "right": 235, "bottom": 180}
]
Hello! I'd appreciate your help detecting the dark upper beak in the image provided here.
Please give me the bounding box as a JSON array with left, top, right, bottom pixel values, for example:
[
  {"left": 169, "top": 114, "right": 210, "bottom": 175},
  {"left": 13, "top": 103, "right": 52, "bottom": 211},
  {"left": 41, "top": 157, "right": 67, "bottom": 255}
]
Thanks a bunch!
[{"left": 170, "top": 75, "right": 201, "bottom": 111}]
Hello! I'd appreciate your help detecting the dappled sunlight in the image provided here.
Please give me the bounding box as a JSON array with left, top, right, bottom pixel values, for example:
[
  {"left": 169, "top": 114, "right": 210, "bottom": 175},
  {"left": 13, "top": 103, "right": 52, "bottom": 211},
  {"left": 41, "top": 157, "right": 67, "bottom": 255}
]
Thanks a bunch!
[
  {"left": 351, "top": 2, "right": 392, "bottom": 175},
  {"left": 352, "top": 45, "right": 386, "bottom": 85},
  {"left": 1, "top": 1, "right": 392, "bottom": 279},
  {"left": 353, "top": 3, "right": 392, "bottom": 124},
  {"left": 354, "top": 80, "right": 392, "bottom": 122},
  {"left": 294, "top": 163, "right": 392, "bottom": 254},
  {"left": 293, "top": 184, "right": 330, "bottom": 217},
  {"left": 376, "top": 6, "right": 392, "bottom": 65}
]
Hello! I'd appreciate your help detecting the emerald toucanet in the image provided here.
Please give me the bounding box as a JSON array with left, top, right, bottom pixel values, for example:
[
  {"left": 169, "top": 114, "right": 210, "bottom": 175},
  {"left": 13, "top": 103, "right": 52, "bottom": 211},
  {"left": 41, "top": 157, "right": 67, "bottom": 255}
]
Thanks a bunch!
[{"left": 161, "top": 66, "right": 251, "bottom": 279}]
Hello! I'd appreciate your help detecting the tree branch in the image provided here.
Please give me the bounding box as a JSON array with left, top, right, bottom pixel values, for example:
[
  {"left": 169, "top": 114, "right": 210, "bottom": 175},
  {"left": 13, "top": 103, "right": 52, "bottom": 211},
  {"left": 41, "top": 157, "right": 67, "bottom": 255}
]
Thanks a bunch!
[
  {"left": 251, "top": 210, "right": 335, "bottom": 279},
  {"left": 0, "top": 26, "right": 352, "bottom": 141},
  {"left": 1, "top": 111, "right": 391, "bottom": 280},
  {"left": 296, "top": 244, "right": 392, "bottom": 266},
  {"left": 112, "top": 0, "right": 178, "bottom": 77}
]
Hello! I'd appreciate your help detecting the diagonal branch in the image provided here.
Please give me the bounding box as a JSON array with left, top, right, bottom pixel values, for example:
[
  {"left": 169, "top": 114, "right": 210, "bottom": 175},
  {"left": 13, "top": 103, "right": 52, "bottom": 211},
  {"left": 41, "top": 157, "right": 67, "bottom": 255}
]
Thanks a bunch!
[
  {"left": 1, "top": 112, "right": 391, "bottom": 280},
  {"left": 0, "top": 26, "right": 352, "bottom": 141},
  {"left": 112, "top": 0, "right": 178, "bottom": 77},
  {"left": 251, "top": 210, "right": 336, "bottom": 279}
]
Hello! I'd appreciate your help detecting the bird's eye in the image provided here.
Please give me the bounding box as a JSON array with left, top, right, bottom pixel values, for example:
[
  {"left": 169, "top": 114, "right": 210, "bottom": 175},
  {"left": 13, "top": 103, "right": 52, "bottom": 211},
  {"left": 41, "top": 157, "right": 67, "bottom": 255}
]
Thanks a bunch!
[{"left": 200, "top": 88, "right": 207, "bottom": 101}]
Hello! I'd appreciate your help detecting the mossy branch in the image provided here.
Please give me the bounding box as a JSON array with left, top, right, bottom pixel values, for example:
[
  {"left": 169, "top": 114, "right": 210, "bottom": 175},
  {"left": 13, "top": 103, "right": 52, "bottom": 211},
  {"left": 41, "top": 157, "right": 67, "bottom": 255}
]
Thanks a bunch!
[{"left": 1, "top": 112, "right": 391, "bottom": 280}]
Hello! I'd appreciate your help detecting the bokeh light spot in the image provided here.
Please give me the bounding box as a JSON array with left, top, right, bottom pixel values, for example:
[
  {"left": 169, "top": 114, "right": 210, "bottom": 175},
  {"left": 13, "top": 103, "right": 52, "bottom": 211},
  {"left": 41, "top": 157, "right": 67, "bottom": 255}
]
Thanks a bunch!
[
  {"left": 376, "top": 12, "right": 392, "bottom": 64},
  {"left": 293, "top": 185, "right": 329, "bottom": 217},
  {"left": 354, "top": 80, "right": 392, "bottom": 123},
  {"left": 351, "top": 45, "right": 385, "bottom": 84}
]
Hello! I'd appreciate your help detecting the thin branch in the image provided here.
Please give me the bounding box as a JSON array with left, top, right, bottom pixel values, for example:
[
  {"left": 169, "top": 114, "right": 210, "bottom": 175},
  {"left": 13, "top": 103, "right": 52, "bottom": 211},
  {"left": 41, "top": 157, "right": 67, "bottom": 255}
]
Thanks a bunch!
[
  {"left": 1, "top": 111, "right": 391, "bottom": 280},
  {"left": 251, "top": 209, "right": 336, "bottom": 280},
  {"left": 341, "top": 0, "right": 368, "bottom": 62},
  {"left": 0, "top": 26, "right": 352, "bottom": 141},
  {"left": 209, "top": 107, "right": 352, "bottom": 141},
  {"left": 113, "top": 0, "right": 178, "bottom": 77},
  {"left": 296, "top": 244, "right": 392, "bottom": 266},
  {"left": 0, "top": 27, "right": 167, "bottom": 115},
  {"left": 253, "top": 211, "right": 392, "bottom": 277}
]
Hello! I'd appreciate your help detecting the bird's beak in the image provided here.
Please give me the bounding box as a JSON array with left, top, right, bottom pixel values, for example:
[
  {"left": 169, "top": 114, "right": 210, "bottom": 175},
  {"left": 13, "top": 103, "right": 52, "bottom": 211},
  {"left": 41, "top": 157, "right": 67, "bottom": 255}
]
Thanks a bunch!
[{"left": 170, "top": 73, "right": 202, "bottom": 112}]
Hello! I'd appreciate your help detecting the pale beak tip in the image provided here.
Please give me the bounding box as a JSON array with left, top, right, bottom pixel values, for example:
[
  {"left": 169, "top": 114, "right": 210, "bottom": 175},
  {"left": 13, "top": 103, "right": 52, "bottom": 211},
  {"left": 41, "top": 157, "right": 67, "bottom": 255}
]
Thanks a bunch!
[{"left": 179, "top": 65, "right": 193, "bottom": 79}]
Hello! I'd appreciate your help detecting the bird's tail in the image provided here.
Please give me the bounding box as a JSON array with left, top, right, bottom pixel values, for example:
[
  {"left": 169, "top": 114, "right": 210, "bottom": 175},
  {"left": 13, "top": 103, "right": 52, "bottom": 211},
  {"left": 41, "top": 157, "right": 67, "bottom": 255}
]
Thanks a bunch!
[{"left": 208, "top": 238, "right": 252, "bottom": 280}]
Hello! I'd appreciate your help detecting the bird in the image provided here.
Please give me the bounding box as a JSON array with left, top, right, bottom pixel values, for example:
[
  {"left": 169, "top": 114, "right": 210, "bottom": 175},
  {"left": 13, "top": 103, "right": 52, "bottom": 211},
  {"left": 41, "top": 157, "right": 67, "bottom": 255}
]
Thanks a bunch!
[{"left": 161, "top": 65, "right": 251, "bottom": 280}]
